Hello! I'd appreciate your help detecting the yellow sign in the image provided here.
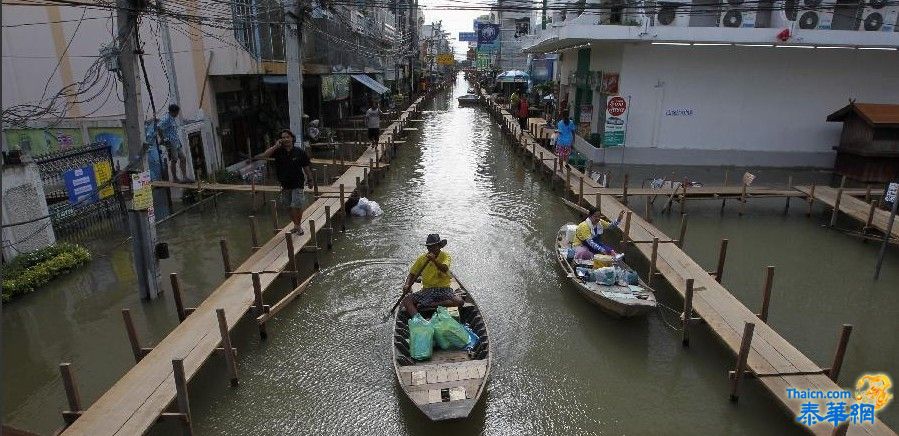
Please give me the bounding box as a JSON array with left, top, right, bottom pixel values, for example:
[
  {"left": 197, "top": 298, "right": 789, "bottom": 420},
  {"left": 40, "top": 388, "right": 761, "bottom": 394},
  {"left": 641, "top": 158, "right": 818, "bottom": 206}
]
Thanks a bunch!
[
  {"left": 131, "top": 171, "right": 152, "bottom": 210},
  {"left": 93, "top": 161, "right": 114, "bottom": 199},
  {"left": 856, "top": 373, "right": 893, "bottom": 411},
  {"left": 437, "top": 53, "right": 454, "bottom": 65}
]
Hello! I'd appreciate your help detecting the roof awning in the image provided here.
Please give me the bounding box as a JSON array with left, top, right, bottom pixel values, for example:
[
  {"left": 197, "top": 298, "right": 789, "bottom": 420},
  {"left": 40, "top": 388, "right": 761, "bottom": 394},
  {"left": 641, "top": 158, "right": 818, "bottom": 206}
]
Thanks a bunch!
[{"left": 351, "top": 74, "right": 389, "bottom": 94}]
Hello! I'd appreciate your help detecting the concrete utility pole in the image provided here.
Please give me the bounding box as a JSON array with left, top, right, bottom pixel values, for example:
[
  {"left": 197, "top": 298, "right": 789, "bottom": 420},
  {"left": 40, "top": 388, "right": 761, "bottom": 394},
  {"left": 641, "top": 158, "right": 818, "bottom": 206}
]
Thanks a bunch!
[
  {"left": 874, "top": 182, "right": 898, "bottom": 279},
  {"left": 118, "top": 0, "right": 162, "bottom": 299},
  {"left": 156, "top": 0, "right": 180, "bottom": 105},
  {"left": 286, "top": 0, "right": 305, "bottom": 147}
]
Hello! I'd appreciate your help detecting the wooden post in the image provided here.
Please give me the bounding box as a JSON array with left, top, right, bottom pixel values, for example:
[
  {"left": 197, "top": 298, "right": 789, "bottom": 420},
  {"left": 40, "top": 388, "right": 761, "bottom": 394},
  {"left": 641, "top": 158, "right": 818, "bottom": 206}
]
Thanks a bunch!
[
  {"left": 252, "top": 273, "right": 268, "bottom": 340},
  {"left": 170, "top": 273, "right": 186, "bottom": 323},
  {"left": 284, "top": 232, "right": 299, "bottom": 288},
  {"left": 677, "top": 213, "right": 687, "bottom": 248},
  {"left": 828, "top": 324, "right": 853, "bottom": 382},
  {"left": 784, "top": 176, "right": 793, "bottom": 213},
  {"left": 830, "top": 186, "right": 844, "bottom": 227},
  {"left": 758, "top": 266, "right": 775, "bottom": 323},
  {"left": 714, "top": 239, "right": 729, "bottom": 283},
  {"left": 322, "top": 164, "right": 329, "bottom": 185},
  {"left": 595, "top": 193, "right": 601, "bottom": 213},
  {"left": 682, "top": 278, "right": 694, "bottom": 347},
  {"left": 355, "top": 176, "right": 361, "bottom": 197},
  {"left": 368, "top": 158, "right": 375, "bottom": 186},
  {"left": 723, "top": 168, "right": 729, "bottom": 187},
  {"left": 645, "top": 195, "right": 652, "bottom": 223},
  {"left": 648, "top": 237, "right": 659, "bottom": 285},
  {"left": 864, "top": 184, "right": 872, "bottom": 203},
  {"left": 309, "top": 219, "right": 320, "bottom": 271},
  {"left": 324, "top": 205, "right": 333, "bottom": 249},
  {"left": 249, "top": 216, "right": 259, "bottom": 252},
  {"left": 738, "top": 183, "right": 747, "bottom": 216},
  {"left": 622, "top": 173, "right": 629, "bottom": 205},
  {"left": 251, "top": 180, "right": 258, "bottom": 212},
  {"left": 565, "top": 165, "right": 571, "bottom": 196},
  {"left": 364, "top": 168, "right": 370, "bottom": 195},
  {"left": 312, "top": 168, "right": 319, "bottom": 196},
  {"left": 59, "top": 363, "right": 83, "bottom": 415},
  {"left": 339, "top": 184, "right": 346, "bottom": 232},
  {"left": 621, "top": 211, "right": 632, "bottom": 243},
  {"left": 807, "top": 183, "right": 816, "bottom": 217},
  {"left": 730, "top": 322, "right": 755, "bottom": 402},
  {"left": 172, "top": 359, "right": 194, "bottom": 435},
  {"left": 122, "top": 309, "right": 145, "bottom": 363},
  {"left": 270, "top": 200, "right": 279, "bottom": 234},
  {"left": 219, "top": 238, "right": 231, "bottom": 275},
  {"left": 540, "top": 152, "right": 545, "bottom": 177},
  {"left": 215, "top": 309, "right": 239, "bottom": 386},
  {"left": 578, "top": 176, "right": 584, "bottom": 206},
  {"left": 864, "top": 200, "right": 878, "bottom": 234}
]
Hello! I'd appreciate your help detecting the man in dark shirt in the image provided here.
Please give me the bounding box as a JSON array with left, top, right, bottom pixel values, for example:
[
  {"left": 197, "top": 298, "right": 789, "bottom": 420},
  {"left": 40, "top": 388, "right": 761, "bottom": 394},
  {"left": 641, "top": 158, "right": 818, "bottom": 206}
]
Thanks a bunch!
[{"left": 256, "top": 129, "right": 313, "bottom": 234}]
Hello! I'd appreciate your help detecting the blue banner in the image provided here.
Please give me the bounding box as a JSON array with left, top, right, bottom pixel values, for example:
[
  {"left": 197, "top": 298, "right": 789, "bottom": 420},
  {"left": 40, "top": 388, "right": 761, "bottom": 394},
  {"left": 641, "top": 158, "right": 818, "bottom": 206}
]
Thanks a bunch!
[
  {"left": 477, "top": 23, "right": 499, "bottom": 44},
  {"left": 63, "top": 165, "right": 99, "bottom": 206},
  {"left": 459, "top": 32, "right": 477, "bottom": 42}
]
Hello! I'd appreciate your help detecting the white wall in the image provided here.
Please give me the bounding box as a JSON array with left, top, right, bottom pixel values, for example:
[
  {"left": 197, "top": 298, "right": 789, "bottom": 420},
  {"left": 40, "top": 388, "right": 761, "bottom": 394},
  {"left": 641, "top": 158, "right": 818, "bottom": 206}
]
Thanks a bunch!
[{"left": 617, "top": 44, "right": 899, "bottom": 159}]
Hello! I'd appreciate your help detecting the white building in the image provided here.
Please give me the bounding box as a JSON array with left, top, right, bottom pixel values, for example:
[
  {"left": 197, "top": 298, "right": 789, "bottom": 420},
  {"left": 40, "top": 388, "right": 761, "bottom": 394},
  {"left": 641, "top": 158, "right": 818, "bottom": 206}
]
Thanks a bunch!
[{"left": 522, "top": 3, "right": 899, "bottom": 167}]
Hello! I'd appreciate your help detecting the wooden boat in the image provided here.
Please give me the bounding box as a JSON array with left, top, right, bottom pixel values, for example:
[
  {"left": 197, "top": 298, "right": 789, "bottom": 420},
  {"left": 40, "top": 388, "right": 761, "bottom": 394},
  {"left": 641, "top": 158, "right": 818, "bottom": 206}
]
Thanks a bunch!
[
  {"left": 555, "top": 224, "right": 657, "bottom": 317},
  {"left": 457, "top": 94, "right": 480, "bottom": 105},
  {"left": 392, "top": 273, "right": 491, "bottom": 421}
]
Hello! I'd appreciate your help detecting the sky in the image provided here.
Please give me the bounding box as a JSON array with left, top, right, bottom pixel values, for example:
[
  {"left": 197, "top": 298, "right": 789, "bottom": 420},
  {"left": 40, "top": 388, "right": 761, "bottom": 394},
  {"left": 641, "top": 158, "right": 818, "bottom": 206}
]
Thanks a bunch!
[{"left": 418, "top": 0, "right": 487, "bottom": 58}]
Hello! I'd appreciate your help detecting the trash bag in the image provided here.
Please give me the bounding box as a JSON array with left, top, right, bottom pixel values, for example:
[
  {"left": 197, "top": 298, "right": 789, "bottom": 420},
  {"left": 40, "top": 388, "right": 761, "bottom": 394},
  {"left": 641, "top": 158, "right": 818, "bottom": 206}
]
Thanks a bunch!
[
  {"left": 462, "top": 324, "right": 480, "bottom": 351},
  {"left": 349, "top": 197, "right": 384, "bottom": 217},
  {"left": 432, "top": 306, "right": 470, "bottom": 350},
  {"left": 409, "top": 313, "right": 435, "bottom": 361},
  {"left": 617, "top": 269, "right": 639, "bottom": 286}
]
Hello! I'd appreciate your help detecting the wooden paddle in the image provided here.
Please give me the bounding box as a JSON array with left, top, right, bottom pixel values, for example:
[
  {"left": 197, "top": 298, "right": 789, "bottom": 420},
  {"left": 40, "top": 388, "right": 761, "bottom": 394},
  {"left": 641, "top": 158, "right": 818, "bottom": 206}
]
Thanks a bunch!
[{"left": 383, "top": 258, "right": 432, "bottom": 321}]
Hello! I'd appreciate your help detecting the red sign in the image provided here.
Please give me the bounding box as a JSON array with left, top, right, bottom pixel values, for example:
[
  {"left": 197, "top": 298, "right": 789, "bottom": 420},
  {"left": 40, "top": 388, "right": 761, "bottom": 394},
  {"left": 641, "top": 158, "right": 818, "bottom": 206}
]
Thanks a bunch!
[{"left": 607, "top": 96, "right": 627, "bottom": 116}]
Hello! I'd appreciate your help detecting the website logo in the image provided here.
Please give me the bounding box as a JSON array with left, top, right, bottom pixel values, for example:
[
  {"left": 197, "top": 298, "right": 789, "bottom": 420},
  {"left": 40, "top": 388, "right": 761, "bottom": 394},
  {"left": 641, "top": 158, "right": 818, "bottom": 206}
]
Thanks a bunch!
[{"left": 791, "top": 373, "right": 892, "bottom": 427}]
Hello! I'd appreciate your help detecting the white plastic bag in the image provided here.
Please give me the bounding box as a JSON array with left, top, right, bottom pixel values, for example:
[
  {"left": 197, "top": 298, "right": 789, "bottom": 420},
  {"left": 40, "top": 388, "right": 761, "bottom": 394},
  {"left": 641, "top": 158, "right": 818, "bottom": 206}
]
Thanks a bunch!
[{"left": 349, "top": 197, "right": 383, "bottom": 217}]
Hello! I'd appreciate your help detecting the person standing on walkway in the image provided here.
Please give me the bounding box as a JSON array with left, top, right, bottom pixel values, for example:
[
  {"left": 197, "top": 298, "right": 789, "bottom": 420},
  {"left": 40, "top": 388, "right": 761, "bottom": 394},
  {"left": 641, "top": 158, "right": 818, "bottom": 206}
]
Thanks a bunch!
[
  {"left": 517, "top": 96, "right": 530, "bottom": 130},
  {"left": 365, "top": 101, "right": 384, "bottom": 148},
  {"left": 255, "top": 129, "right": 313, "bottom": 235},
  {"left": 157, "top": 104, "right": 191, "bottom": 183},
  {"left": 555, "top": 111, "right": 576, "bottom": 167}
]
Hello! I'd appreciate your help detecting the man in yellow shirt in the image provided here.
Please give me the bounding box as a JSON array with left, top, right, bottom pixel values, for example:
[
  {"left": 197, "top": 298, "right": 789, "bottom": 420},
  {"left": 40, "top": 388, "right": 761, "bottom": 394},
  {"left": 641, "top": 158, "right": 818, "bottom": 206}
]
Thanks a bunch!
[
  {"left": 572, "top": 207, "right": 625, "bottom": 260},
  {"left": 401, "top": 234, "right": 463, "bottom": 316}
]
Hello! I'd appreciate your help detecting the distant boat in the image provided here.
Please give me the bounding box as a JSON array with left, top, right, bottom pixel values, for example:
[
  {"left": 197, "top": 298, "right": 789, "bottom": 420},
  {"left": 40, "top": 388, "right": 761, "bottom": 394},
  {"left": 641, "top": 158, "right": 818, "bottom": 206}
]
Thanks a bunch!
[
  {"left": 555, "top": 224, "right": 657, "bottom": 317},
  {"left": 457, "top": 94, "right": 479, "bottom": 105},
  {"left": 392, "top": 273, "right": 491, "bottom": 420}
]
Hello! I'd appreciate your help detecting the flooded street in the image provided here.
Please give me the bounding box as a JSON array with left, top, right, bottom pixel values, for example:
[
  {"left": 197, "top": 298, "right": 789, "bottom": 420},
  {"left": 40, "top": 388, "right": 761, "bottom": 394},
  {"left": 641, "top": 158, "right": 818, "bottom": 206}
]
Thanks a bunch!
[{"left": 4, "top": 76, "right": 898, "bottom": 435}]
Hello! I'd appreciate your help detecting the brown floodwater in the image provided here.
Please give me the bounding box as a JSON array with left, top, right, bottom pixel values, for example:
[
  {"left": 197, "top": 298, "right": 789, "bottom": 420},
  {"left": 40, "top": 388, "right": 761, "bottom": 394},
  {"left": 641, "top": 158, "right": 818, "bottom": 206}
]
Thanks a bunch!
[{"left": 3, "top": 75, "right": 897, "bottom": 435}]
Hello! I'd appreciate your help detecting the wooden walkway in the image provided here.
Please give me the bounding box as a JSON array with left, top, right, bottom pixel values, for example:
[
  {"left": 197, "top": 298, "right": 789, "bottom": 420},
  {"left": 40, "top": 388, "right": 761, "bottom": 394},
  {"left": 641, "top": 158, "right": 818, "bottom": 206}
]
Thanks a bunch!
[
  {"left": 796, "top": 185, "right": 898, "bottom": 240},
  {"left": 61, "top": 95, "right": 430, "bottom": 435},
  {"left": 487, "top": 96, "right": 895, "bottom": 436}
]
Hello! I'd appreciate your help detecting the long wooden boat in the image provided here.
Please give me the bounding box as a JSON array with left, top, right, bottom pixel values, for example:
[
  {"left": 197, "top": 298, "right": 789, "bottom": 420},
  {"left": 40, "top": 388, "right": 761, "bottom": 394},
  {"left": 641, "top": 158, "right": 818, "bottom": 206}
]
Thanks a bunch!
[
  {"left": 457, "top": 94, "right": 480, "bottom": 105},
  {"left": 555, "top": 224, "right": 657, "bottom": 317},
  {"left": 392, "top": 273, "right": 491, "bottom": 421}
]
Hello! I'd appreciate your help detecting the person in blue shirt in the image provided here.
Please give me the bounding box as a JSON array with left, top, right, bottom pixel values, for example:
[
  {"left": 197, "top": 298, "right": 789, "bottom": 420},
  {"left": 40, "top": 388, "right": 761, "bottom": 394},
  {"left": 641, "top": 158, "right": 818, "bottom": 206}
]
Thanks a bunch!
[
  {"left": 156, "top": 104, "right": 190, "bottom": 182},
  {"left": 555, "top": 111, "right": 576, "bottom": 167}
]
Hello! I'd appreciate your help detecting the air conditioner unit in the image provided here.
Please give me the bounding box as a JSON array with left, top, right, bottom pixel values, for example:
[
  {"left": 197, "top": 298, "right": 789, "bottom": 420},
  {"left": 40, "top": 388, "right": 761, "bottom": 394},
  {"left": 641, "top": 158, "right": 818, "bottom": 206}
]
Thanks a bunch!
[
  {"left": 795, "top": 0, "right": 835, "bottom": 29},
  {"left": 770, "top": 0, "right": 798, "bottom": 28},
  {"left": 860, "top": 0, "right": 898, "bottom": 31},
  {"left": 720, "top": 0, "right": 758, "bottom": 28},
  {"left": 653, "top": 0, "right": 691, "bottom": 26}
]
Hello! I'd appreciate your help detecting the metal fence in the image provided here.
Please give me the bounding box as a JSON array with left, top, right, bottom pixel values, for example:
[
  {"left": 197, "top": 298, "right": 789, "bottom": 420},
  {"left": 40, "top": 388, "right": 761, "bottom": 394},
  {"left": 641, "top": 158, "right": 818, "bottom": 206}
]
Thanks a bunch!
[{"left": 35, "top": 144, "right": 127, "bottom": 241}]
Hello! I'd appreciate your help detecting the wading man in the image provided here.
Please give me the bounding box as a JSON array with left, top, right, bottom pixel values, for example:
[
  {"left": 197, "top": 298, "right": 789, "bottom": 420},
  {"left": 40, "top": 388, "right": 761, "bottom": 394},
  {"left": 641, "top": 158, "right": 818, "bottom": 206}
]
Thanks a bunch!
[
  {"left": 256, "top": 129, "right": 313, "bottom": 234},
  {"left": 401, "top": 234, "right": 463, "bottom": 316}
]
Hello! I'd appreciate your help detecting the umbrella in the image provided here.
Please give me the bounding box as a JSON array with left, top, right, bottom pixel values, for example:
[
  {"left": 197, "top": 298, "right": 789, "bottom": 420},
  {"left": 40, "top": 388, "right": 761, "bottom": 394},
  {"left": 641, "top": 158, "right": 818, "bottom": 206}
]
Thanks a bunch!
[{"left": 496, "top": 70, "right": 529, "bottom": 83}]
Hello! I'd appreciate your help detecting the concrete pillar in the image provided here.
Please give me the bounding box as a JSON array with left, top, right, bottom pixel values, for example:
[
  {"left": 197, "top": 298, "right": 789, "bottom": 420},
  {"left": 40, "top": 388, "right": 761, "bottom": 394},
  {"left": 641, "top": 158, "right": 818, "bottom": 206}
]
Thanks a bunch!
[{"left": 1, "top": 160, "right": 56, "bottom": 261}]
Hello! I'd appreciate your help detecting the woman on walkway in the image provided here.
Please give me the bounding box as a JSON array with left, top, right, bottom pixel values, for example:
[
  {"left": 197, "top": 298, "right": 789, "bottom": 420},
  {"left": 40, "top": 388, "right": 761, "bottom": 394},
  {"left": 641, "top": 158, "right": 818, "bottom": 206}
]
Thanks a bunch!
[{"left": 555, "top": 111, "right": 576, "bottom": 167}]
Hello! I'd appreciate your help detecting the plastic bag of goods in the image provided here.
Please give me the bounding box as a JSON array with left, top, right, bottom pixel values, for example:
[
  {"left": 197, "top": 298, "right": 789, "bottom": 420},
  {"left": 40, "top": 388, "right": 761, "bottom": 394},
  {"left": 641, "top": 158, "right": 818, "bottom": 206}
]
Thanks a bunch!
[
  {"left": 409, "top": 313, "right": 435, "bottom": 360},
  {"left": 432, "top": 306, "right": 471, "bottom": 350},
  {"left": 617, "top": 268, "right": 639, "bottom": 286},
  {"left": 575, "top": 267, "right": 594, "bottom": 282},
  {"left": 563, "top": 224, "right": 578, "bottom": 246},
  {"left": 594, "top": 267, "right": 617, "bottom": 286},
  {"left": 366, "top": 199, "right": 383, "bottom": 216},
  {"left": 462, "top": 324, "right": 480, "bottom": 351},
  {"left": 593, "top": 254, "right": 614, "bottom": 269}
]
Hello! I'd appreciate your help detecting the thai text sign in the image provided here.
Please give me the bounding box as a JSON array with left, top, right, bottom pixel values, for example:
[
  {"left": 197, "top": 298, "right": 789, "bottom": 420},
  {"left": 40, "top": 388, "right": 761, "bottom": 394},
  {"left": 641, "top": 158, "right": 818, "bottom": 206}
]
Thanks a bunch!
[
  {"left": 131, "top": 171, "right": 152, "bottom": 210},
  {"left": 603, "top": 96, "right": 628, "bottom": 147},
  {"left": 63, "top": 166, "right": 98, "bottom": 206}
]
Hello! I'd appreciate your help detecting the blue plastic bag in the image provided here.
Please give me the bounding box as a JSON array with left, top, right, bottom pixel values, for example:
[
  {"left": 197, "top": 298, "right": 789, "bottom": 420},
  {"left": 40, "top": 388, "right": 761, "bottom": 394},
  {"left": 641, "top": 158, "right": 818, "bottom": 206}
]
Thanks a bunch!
[
  {"left": 409, "top": 313, "right": 435, "bottom": 360},
  {"left": 432, "top": 306, "right": 470, "bottom": 350},
  {"left": 462, "top": 324, "right": 480, "bottom": 351}
]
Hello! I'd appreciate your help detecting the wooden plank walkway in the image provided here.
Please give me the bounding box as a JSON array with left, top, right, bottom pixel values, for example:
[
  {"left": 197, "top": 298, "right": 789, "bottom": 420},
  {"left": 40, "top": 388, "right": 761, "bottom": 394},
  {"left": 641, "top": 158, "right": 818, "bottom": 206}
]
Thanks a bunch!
[
  {"left": 796, "top": 185, "right": 898, "bottom": 240},
  {"left": 62, "top": 95, "right": 430, "bottom": 435},
  {"left": 486, "top": 96, "right": 895, "bottom": 436},
  {"left": 586, "top": 186, "right": 876, "bottom": 198}
]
